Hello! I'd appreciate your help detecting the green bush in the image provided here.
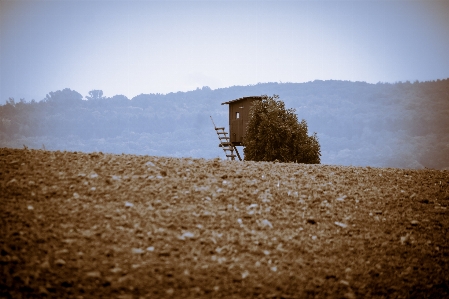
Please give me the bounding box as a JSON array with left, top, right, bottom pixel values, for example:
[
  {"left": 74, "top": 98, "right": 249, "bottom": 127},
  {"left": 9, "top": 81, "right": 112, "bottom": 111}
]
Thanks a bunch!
[{"left": 243, "top": 94, "right": 321, "bottom": 163}]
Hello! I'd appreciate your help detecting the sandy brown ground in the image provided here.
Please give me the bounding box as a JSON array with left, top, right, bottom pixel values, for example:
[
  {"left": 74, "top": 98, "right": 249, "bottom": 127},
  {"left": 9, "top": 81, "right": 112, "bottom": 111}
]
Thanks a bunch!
[{"left": 1, "top": 148, "right": 449, "bottom": 299}]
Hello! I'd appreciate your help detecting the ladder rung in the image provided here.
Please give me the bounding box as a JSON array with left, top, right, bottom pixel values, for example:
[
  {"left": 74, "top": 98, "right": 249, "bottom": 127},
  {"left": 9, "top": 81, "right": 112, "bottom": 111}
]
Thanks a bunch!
[{"left": 213, "top": 121, "right": 236, "bottom": 160}]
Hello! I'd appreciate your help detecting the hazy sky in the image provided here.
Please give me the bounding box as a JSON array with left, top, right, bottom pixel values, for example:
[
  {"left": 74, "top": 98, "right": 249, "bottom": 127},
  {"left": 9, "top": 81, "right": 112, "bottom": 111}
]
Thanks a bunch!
[{"left": 1, "top": 0, "right": 448, "bottom": 103}]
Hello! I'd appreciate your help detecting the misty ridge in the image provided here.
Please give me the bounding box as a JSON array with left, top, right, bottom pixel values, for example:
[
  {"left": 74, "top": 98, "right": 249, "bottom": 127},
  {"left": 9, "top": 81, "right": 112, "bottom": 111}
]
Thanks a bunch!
[{"left": 1, "top": 79, "right": 448, "bottom": 170}]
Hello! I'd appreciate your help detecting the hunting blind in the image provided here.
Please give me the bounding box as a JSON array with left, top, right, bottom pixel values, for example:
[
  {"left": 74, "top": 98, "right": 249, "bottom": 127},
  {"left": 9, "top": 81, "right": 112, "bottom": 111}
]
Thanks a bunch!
[{"left": 211, "top": 96, "right": 262, "bottom": 161}]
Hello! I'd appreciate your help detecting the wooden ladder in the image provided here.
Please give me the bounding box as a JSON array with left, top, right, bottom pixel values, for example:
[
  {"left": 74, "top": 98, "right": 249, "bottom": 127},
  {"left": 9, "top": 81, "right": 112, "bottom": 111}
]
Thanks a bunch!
[{"left": 210, "top": 116, "right": 241, "bottom": 161}]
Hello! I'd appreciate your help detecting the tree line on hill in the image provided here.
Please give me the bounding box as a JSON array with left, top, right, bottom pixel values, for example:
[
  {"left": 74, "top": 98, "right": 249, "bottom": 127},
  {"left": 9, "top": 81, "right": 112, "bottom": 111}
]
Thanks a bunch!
[{"left": 1, "top": 79, "right": 448, "bottom": 169}]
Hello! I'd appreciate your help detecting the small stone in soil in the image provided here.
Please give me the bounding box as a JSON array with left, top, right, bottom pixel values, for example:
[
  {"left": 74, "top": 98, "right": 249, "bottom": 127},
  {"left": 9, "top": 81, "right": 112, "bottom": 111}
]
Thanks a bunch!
[
  {"left": 131, "top": 248, "right": 145, "bottom": 254},
  {"left": 55, "top": 259, "right": 66, "bottom": 266},
  {"left": 262, "top": 219, "right": 273, "bottom": 228},
  {"left": 110, "top": 267, "right": 122, "bottom": 274},
  {"left": 86, "top": 271, "right": 101, "bottom": 278},
  {"left": 40, "top": 260, "right": 50, "bottom": 269}
]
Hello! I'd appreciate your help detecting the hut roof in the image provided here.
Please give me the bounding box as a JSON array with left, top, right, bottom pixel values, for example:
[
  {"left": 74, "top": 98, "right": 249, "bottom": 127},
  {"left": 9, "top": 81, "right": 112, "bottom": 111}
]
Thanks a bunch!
[{"left": 221, "top": 96, "right": 262, "bottom": 105}]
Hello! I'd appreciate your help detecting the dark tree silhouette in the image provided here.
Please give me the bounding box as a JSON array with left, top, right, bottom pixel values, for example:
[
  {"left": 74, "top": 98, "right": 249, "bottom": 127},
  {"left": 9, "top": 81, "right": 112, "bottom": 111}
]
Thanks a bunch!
[
  {"left": 86, "top": 90, "right": 104, "bottom": 101},
  {"left": 44, "top": 88, "right": 83, "bottom": 106},
  {"left": 243, "top": 94, "right": 321, "bottom": 163}
]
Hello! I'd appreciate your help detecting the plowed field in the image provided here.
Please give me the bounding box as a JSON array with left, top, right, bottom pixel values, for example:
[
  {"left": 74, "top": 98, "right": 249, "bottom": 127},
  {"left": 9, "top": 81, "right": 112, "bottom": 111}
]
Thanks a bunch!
[{"left": 1, "top": 148, "right": 449, "bottom": 298}]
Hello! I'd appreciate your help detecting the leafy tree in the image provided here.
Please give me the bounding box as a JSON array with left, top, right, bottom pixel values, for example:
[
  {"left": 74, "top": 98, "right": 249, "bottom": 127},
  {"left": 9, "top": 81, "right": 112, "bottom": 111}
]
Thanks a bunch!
[
  {"left": 6, "top": 98, "right": 15, "bottom": 106},
  {"left": 243, "top": 94, "right": 321, "bottom": 163},
  {"left": 44, "top": 88, "right": 83, "bottom": 105},
  {"left": 86, "top": 90, "right": 104, "bottom": 101}
]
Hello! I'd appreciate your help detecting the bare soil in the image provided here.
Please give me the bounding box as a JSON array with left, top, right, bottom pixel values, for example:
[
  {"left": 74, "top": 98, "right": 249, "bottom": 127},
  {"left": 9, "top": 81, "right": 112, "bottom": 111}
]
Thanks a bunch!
[{"left": 1, "top": 148, "right": 449, "bottom": 299}]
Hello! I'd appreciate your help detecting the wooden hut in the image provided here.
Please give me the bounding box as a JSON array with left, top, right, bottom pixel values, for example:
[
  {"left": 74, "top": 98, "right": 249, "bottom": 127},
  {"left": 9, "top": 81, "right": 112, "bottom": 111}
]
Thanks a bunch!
[{"left": 221, "top": 96, "right": 262, "bottom": 146}]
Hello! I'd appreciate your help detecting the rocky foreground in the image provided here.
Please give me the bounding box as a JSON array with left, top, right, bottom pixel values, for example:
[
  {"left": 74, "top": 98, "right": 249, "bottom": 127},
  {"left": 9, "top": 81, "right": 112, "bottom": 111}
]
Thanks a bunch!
[{"left": 1, "top": 148, "right": 449, "bottom": 298}]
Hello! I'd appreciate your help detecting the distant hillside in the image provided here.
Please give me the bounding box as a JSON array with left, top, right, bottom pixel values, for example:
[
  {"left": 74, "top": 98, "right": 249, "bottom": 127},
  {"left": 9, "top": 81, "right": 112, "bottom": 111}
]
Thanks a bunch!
[{"left": 1, "top": 79, "right": 448, "bottom": 169}]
